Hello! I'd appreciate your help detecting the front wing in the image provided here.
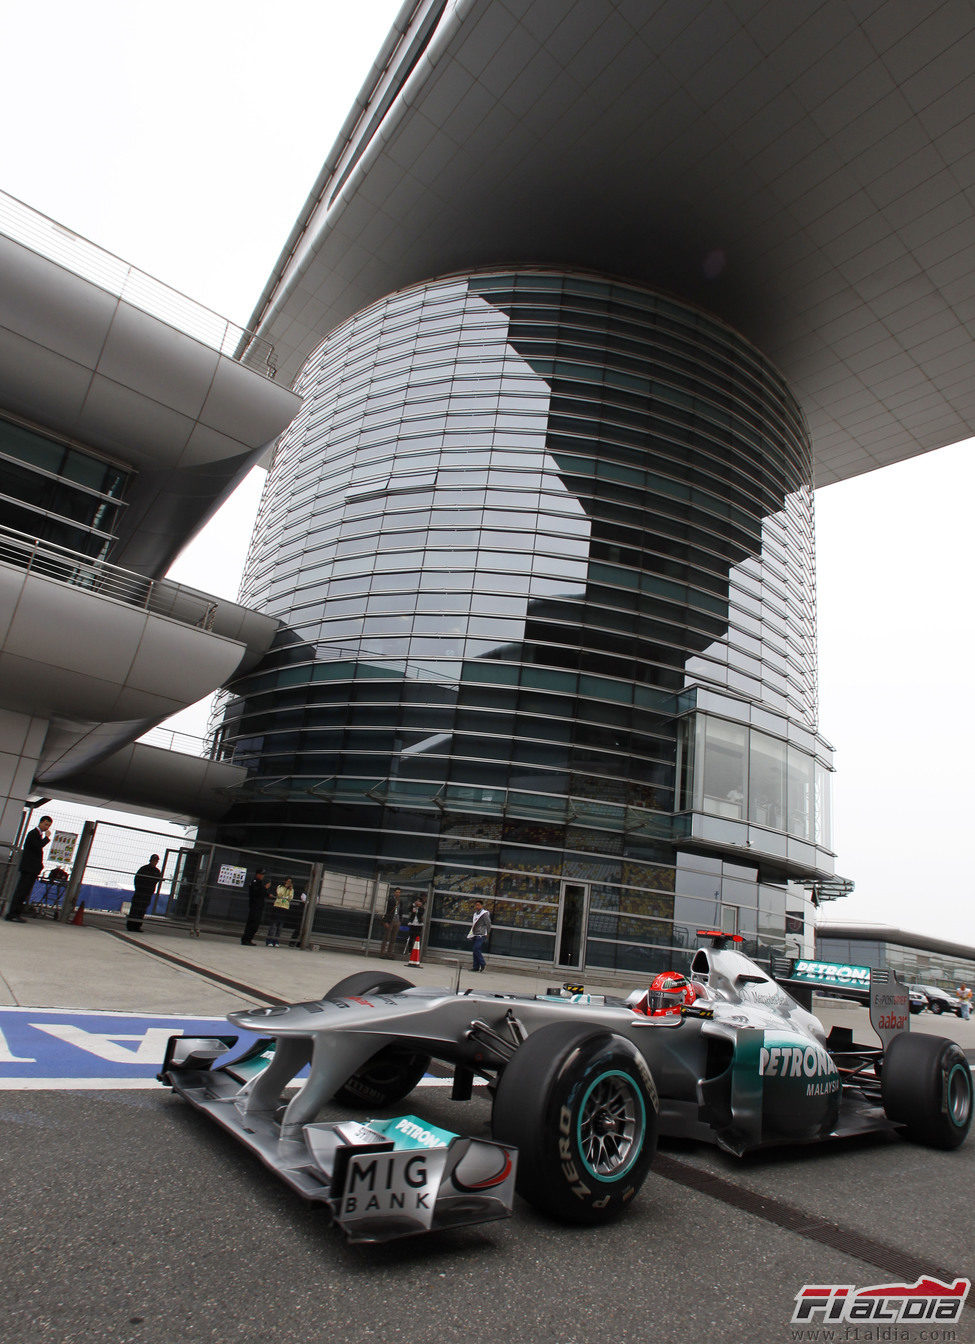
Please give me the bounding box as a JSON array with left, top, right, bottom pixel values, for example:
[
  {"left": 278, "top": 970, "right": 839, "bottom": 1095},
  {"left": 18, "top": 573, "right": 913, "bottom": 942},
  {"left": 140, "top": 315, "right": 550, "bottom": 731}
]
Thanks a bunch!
[{"left": 159, "top": 1035, "right": 516, "bottom": 1243}]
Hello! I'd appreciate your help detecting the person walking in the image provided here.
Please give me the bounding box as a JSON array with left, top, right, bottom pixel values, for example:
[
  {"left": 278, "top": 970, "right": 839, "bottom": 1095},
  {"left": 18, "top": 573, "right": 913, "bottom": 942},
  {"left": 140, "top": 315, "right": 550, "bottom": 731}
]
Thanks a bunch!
[
  {"left": 958, "top": 984, "right": 972, "bottom": 1021},
  {"left": 467, "top": 899, "right": 491, "bottom": 972},
  {"left": 241, "top": 868, "right": 269, "bottom": 945},
  {"left": 5, "top": 815, "right": 53, "bottom": 922},
  {"left": 380, "top": 887, "right": 403, "bottom": 958},
  {"left": 266, "top": 877, "right": 293, "bottom": 947},
  {"left": 127, "top": 855, "right": 162, "bottom": 932}
]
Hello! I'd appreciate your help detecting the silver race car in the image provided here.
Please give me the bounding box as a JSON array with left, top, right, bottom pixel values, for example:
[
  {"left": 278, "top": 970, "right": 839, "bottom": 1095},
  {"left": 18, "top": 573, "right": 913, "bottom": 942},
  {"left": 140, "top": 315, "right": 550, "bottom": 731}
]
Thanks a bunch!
[{"left": 160, "top": 931, "right": 972, "bottom": 1240}]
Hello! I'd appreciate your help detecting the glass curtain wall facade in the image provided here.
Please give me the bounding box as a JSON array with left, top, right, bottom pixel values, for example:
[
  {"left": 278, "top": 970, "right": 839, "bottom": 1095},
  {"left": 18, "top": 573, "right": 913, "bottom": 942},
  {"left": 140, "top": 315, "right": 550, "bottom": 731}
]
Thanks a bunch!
[
  {"left": 214, "top": 271, "right": 835, "bottom": 973},
  {"left": 817, "top": 935, "right": 975, "bottom": 996},
  {"left": 0, "top": 414, "right": 129, "bottom": 559}
]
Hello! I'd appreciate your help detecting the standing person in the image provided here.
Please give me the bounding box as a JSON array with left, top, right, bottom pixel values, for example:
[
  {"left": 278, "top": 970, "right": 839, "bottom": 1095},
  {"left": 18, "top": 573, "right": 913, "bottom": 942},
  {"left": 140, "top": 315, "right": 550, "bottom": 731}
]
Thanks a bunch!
[
  {"left": 958, "top": 984, "right": 972, "bottom": 1021},
  {"left": 127, "top": 855, "right": 162, "bottom": 932},
  {"left": 266, "top": 877, "right": 293, "bottom": 947},
  {"left": 241, "top": 868, "right": 269, "bottom": 945},
  {"left": 380, "top": 887, "right": 403, "bottom": 958},
  {"left": 403, "top": 894, "right": 425, "bottom": 963},
  {"left": 5, "top": 815, "right": 52, "bottom": 922},
  {"left": 467, "top": 899, "right": 491, "bottom": 972},
  {"left": 288, "top": 888, "right": 308, "bottom": 947}
]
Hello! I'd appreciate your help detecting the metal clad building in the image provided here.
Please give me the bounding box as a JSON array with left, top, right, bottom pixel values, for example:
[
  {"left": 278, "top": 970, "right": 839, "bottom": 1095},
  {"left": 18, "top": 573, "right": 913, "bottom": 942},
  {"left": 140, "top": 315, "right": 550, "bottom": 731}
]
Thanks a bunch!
[{"left": 211, "top": 0, "right": 975, "bottom": 972}]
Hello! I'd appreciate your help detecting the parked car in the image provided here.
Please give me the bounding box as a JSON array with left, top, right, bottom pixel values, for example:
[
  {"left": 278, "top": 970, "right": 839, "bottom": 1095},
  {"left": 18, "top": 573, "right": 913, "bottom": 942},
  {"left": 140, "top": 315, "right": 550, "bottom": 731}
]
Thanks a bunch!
[
  {"left": 909, "top": 984, "right": 963, "bottom": 1017},
  {"left": 908, "top": 988, "right": 927, "bottom": 1015}
]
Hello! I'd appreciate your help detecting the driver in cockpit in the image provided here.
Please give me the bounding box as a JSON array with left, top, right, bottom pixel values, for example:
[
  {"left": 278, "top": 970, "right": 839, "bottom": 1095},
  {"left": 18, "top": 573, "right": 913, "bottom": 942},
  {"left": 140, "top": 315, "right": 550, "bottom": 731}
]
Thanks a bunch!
[{"left": 627, "top": 971, "right": 710, "bottom": 1016}]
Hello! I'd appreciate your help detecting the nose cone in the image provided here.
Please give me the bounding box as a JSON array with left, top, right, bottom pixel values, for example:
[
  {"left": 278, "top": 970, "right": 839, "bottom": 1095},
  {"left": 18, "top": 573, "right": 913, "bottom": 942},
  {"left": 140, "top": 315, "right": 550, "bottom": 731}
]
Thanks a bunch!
[{"left": 228, "top": 1000, "right": 331, "bottom": 1033}]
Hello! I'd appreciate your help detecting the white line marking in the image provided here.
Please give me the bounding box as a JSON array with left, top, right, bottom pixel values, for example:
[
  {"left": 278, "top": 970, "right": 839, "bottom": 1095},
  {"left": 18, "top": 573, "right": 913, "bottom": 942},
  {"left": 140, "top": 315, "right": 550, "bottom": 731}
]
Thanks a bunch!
[
  {"left": 0, "top": 1074, "right": 463, "bottom": 1092},
  {"left": 0, "top": 1007, "right": 239, "bottom": 1021},
  {"left": 0, "top": 1078, "right": 164, "bottom": 1090}
]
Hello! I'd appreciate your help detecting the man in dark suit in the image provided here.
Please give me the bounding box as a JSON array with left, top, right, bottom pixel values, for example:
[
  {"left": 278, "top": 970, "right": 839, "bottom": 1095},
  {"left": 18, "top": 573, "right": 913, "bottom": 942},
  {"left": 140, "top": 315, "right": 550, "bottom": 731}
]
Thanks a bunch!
[
  {"left": 127, "top": 855, "right": 162, "bottom": 932},
  {"left": 241, "top": 868, "right": 269, "bottom": 945},
  {"left": 5, "top": 815, "right": 53, "bottom": 922}
]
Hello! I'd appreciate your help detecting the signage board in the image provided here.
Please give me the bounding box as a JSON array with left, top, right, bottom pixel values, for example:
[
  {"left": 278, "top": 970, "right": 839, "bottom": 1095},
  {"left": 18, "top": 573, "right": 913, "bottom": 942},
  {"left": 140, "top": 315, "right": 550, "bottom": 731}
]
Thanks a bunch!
[
  {"left": 48, "top": 831, "right": 78, "bottom": 866},
  {"left": 217, "top": 864, "right": 247, "bottom": 888}
]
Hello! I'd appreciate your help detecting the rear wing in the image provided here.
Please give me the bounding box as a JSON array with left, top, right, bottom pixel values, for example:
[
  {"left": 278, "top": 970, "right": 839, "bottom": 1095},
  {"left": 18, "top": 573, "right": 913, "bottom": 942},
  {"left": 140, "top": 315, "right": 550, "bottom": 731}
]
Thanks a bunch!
[{"left": 770, "top": 957, "right": 908, "bottom": 1031}]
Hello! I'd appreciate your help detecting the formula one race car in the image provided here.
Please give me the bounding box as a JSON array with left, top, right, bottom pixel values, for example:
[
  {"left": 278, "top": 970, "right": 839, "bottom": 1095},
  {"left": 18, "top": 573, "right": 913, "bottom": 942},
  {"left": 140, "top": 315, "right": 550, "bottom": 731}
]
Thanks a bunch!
[{"left": 160, "top": 932, "right": 972, "bottom": 1240}]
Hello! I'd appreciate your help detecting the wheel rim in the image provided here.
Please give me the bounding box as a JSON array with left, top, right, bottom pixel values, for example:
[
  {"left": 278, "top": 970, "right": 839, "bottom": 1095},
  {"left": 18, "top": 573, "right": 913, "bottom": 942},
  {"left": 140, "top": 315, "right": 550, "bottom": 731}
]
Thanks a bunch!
[
  {"left": 946, "top": 1063, "right": 972, "bottom": 1128},
  {"left": 576, "top": 1070, "right": 646, "bottom": 1181}
]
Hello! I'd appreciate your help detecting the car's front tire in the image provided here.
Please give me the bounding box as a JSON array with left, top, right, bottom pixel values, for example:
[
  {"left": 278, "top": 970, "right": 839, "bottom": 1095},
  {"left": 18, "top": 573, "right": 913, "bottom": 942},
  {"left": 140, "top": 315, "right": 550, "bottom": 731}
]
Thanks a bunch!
[
  {"left": 324, "top": 971, "right": 430, "bottom": 1107},
  {"left": 492, "top": 1022, "right": 659, "bottom": 1224},
  {"left": 881, "top": 1032, "right": 973, "bottom": 1150}
]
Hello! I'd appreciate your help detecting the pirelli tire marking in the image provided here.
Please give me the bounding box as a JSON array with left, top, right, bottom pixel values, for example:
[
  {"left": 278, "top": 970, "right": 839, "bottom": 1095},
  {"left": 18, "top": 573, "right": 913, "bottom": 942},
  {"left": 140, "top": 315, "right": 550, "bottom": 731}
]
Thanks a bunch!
[{"left": 492, "top": 1022, "right": 659, "bottom": 1224}]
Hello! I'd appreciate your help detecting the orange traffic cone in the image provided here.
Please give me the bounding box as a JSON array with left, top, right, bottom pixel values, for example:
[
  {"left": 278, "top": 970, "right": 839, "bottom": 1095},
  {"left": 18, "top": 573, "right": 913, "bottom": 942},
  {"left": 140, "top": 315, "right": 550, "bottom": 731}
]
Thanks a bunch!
[
  {"left": 407, "top": 933, "right": 422, "bottom": 968},
  {"left": 71, "top": 901, "right": 85, "bottom": 926}
]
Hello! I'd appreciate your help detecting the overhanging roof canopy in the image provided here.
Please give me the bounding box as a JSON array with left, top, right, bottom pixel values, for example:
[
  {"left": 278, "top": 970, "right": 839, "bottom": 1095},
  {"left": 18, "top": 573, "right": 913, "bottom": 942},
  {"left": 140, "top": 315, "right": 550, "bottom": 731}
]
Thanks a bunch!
[
  {"left": 248, "top": 0, "right": 975, "bottom": 487},
  {"left": 0, "top": 225, "right": 301, "bottom": 575}
]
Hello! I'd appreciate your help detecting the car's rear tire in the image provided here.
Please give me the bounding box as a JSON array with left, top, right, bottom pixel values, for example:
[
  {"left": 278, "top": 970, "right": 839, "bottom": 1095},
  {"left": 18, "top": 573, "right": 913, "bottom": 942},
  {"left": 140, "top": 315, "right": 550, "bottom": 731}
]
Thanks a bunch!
[
  {"left": 881, "top": 1032, "right": 972, "bottom": 1150},
  {"left": 930, "top": 1000, "right": 944, "bottom": 1015},
  {"left": 492, "top": 1022, "right": 659, "bottom": 1224},
  {"left": 325, "top": 971, "right": 430, "bottom": 1107}
]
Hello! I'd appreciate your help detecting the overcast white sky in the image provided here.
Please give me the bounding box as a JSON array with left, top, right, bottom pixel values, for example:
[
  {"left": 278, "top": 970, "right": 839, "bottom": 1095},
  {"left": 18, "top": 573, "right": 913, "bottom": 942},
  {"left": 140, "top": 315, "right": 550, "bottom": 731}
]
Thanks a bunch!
[{"left": 2, "top": 2, "right": 972, "bottom": 944}]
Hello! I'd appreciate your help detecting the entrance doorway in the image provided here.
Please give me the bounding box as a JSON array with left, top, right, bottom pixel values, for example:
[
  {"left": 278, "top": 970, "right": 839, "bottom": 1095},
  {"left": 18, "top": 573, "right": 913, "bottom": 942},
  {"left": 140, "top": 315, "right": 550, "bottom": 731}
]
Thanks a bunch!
[{"left": 556, "top": 881, "right": 590, "bottom": 969}]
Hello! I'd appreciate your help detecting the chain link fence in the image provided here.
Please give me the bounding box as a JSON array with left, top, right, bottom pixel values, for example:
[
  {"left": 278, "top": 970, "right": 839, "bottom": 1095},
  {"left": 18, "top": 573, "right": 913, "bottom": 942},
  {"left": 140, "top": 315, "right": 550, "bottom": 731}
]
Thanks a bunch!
[{"left": 3, "top": 811, "right": 433, "bottom": 958}]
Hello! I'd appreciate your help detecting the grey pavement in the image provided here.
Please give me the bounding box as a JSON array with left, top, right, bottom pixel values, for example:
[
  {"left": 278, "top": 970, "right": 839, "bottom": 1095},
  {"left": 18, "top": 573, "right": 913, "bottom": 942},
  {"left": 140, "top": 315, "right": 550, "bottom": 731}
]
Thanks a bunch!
[
  {"left": 3, "top": 912, "right": 975, "bottom": 1344},
  {"left": 2, "top": 910, "right": 974, "bottom": 1053},
  {"left": 0, "top": 912, "right": 630, "bottom": 1016}
]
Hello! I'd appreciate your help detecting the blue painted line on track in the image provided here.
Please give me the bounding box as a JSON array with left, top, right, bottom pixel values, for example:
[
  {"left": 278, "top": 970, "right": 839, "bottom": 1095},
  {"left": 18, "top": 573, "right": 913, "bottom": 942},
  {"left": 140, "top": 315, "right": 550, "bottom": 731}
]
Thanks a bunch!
[
  {"left": 0, "top": 1007, "right": 449, "bottom": 1091},
  {"left": 0, "top": 1007, "right": 257, "bottom": 1089}
]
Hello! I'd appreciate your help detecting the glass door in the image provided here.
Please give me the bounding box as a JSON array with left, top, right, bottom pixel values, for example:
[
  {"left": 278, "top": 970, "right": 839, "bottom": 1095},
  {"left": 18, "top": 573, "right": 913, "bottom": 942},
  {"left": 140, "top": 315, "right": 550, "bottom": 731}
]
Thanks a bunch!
[{"left": 556, "top": 881, "right": 590, "bottom": 969}]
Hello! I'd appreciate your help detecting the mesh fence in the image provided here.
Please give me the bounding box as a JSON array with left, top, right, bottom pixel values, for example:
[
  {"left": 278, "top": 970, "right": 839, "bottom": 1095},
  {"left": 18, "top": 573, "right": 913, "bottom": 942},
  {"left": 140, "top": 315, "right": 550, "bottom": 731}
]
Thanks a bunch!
[{"left": 6, "top": 811, "right": 433, "bottom": 955}]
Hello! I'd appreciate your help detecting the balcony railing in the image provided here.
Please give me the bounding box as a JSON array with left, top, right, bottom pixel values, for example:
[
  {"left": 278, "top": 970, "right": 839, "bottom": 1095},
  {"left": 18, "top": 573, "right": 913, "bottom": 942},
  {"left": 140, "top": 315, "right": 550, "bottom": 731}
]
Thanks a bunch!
[
  {"left": 0, "top": 188, "right": 278, "bottom": 377},
  {"left": 137, "top": 725, "right": 213, "bottom": 759},
  {"left": 0, "top": 524, "right": 221, "bottom": 631}
]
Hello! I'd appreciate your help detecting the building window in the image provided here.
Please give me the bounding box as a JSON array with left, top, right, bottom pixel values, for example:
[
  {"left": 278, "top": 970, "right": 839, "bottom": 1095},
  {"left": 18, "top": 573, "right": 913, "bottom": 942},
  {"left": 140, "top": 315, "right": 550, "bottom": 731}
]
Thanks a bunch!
[
  {"left": 701, "top": 717, "right": 746, "bottom": 818},
  {"left": 748, "top": 730, "right": 786, "bottom": 831},
  {"left": 681, "top": 710, "right": 832, "bottom": 850},
  {"left": 0, "top": 415, "right": 128, "bottom": 558}
]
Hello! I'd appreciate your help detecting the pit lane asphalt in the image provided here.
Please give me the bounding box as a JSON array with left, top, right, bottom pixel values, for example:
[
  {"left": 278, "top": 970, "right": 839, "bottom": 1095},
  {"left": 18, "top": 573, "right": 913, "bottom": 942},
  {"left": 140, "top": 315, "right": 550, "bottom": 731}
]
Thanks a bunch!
[{"left": 2, "top": 917, "right": 973, "bottom": 1344}]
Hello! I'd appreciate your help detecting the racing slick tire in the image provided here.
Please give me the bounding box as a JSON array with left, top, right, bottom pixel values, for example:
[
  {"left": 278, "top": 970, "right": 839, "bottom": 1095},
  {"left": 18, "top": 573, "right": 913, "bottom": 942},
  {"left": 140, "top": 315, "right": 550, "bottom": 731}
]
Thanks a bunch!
[
  {"left": 325, "top": 971, "right": 431, "bottom": 1108},
  {"left": 491, "top": 1022, "right": 659, "bottom": 1225},
  {"left": 881, "top": 1032, "right": 973, "bottom": 1150}
]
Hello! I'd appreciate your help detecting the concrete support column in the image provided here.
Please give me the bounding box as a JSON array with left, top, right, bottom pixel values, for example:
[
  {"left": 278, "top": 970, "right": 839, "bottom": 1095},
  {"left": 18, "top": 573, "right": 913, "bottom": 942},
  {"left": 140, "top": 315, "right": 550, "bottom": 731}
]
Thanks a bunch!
[
  {"left": 59, "top": 820, "right": 96, "bottom": 921},
  {"left": 0, "top": 709, "right": 47, "bottom": 854}
]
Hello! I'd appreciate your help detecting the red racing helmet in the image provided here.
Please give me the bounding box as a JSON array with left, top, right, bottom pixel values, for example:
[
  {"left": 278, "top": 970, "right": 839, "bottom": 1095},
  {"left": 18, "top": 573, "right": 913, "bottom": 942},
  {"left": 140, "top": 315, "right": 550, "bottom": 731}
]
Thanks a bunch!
[{"left": 647, "top": 972, "right": 695, "bottom": 1016}]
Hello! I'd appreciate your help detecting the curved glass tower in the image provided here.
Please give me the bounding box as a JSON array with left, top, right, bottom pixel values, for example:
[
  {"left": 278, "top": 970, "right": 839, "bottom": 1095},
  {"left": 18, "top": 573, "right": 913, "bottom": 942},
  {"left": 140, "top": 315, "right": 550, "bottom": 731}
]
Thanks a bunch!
[{"left": 214, "top": 271, "right": 835, "bottom": 972}]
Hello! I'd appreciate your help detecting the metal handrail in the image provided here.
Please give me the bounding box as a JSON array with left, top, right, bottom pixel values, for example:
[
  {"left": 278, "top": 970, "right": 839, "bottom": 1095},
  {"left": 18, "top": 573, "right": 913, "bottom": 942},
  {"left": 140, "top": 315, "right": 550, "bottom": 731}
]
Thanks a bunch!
[
  {"left": 0, "top": 189, "right": 279, "bottom": 378},
  {"left": 0, "top": 524, "right": 220, "bottom": 631},
  {"left": 135, "top": 726, "right": 212, "bottom": 758}
]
